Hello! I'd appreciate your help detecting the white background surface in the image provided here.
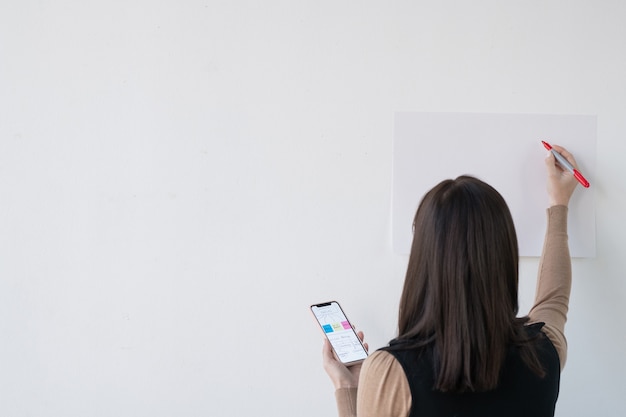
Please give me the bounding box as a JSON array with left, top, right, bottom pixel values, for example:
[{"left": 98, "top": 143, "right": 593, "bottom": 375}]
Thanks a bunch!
[{"left": 1, "top": 1, "right": 625, "bottom": 416}]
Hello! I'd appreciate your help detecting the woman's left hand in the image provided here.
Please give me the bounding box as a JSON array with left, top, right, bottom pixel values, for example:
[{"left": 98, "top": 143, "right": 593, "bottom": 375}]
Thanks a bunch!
[{"left": 322, "top": 330, "right": 368, "bottom": 390}]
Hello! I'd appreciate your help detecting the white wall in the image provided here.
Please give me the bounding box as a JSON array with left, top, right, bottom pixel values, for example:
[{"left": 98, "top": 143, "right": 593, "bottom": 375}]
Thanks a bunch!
[{"left": 1, "top": 1, "right": 624, "bottom": 416}]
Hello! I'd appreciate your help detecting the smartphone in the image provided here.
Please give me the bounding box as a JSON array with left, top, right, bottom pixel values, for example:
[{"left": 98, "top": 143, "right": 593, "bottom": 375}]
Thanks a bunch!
[{"left": 310, "top": 301, "right": 368, "bottom": 365}]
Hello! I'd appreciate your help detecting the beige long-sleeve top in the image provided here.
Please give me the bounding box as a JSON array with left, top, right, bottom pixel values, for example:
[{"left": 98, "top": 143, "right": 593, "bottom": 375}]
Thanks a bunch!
[{"left": 335, "top": 205, "right": 571, "bottom": 417}]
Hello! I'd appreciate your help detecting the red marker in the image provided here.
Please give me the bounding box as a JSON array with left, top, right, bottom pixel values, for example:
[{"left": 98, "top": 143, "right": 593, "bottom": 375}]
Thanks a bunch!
[{"left": 542, "top": 141, "right": 590, "bottom": 188}]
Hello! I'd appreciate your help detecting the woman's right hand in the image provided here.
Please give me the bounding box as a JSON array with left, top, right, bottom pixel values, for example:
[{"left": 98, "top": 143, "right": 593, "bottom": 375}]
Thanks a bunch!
[{"left": 544, "top": 144, "right": 580, "bottom": 207}]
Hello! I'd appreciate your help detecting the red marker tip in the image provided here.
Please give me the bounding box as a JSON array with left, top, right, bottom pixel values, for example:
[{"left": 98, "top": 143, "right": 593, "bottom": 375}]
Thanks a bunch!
[{"left": 541, "top": 140, "right": 552, "bottom": 151}]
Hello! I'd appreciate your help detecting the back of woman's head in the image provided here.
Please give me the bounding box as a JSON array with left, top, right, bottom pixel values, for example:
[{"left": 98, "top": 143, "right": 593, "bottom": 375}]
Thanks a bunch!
[{"left": 397, "top": 175, "right": 523, "bottom": 392}]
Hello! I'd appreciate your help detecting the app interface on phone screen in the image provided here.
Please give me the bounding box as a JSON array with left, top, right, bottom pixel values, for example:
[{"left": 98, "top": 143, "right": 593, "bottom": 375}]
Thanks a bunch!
[{"left": 312, "top": 302, "right": 367, "bottom": 363}]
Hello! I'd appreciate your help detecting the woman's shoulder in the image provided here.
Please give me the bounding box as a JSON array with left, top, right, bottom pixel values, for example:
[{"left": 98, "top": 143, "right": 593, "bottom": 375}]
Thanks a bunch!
[
  {"left": 525, "top": 321, "right": 566, "bottom": 370},
  {"left": 364, "top": 349, "right": 397, "bottom": 366},
  {"left": 358, "top": 350, "right": 412, "bottom": 416},
  {"left": 361, "top": 350, "right": 408, "bottom": 387}
]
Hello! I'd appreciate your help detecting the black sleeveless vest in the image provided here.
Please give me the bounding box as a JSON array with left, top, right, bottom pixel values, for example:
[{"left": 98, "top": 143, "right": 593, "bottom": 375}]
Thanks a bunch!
[{"left": 384, "top": 323, "right": 560, "bottom": 417}]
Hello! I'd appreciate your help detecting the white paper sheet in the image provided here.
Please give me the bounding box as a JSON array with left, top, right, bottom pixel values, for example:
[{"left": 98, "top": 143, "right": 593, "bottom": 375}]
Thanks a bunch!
[{"left": 392, "top": 112, "right": 596, "bottom": 258}]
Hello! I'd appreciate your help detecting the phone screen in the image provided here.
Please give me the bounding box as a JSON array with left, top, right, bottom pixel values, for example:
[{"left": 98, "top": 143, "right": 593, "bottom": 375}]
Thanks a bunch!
[{"left": 311, "top": 301, "right": 368, "bottom": 364}]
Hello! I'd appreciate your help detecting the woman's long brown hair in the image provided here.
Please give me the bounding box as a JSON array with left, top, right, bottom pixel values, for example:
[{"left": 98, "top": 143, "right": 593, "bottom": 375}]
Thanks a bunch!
[{"left": 392, "top": 176, "right": 544, "bottom": 393}]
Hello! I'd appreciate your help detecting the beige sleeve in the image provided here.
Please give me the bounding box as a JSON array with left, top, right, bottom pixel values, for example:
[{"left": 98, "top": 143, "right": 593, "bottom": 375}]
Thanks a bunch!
[
  {"left": 528, "top": 205, "right": 571, "bottom": 370},
  {"left": 334, "top": 351, "right": 411, "bottom": 417},
  {"left": 334, "top": 387, "right": 358, "bottom": 417}
]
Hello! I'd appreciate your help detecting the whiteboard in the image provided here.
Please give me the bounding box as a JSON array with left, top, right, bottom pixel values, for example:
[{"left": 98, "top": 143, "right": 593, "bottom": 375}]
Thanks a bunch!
[{"left": 392, "top": 112, "right": 597, "bottom": 258}]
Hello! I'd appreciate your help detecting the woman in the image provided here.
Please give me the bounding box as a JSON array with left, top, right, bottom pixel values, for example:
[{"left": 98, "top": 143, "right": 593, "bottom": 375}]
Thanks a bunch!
[{"left": 322, "top": 145, "right": 580, "bottom": 417}]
